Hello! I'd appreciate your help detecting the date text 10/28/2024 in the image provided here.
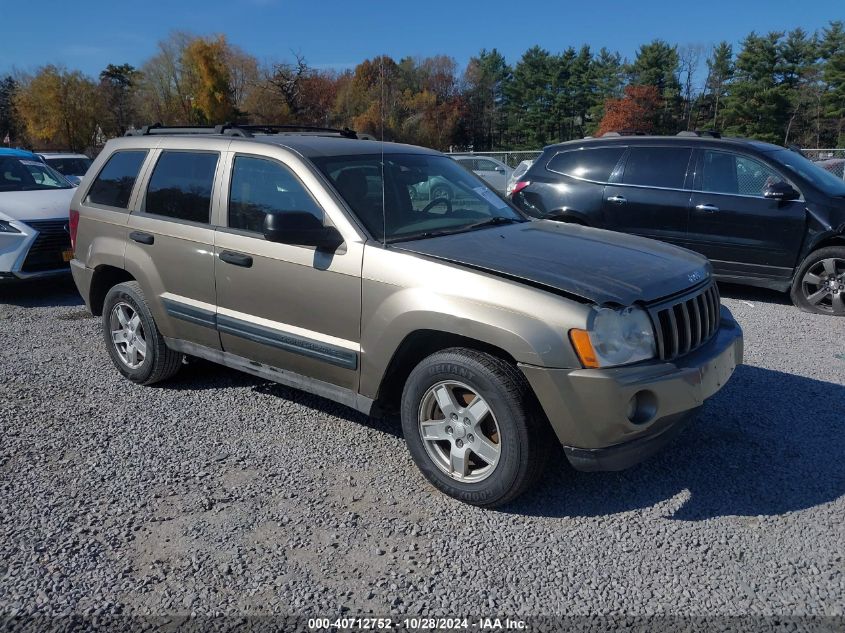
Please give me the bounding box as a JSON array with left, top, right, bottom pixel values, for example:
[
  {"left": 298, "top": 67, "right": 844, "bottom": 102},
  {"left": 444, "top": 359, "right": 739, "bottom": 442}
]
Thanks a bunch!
[{"left": 308, "top": 617, "right": 527, "bottom": 630}]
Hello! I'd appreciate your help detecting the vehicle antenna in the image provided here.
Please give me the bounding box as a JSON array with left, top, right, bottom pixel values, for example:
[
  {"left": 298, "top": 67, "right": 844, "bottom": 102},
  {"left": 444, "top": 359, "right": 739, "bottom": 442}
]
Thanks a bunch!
[{"left": 380, "top": 55, "right": 386, "bottom": 247}]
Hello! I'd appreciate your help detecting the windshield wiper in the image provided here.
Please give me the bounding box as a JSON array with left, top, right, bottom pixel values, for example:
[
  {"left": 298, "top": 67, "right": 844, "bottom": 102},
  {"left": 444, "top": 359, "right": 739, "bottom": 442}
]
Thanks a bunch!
[{"left": 463, "top": 216, "right": 523, "bottom": 231}]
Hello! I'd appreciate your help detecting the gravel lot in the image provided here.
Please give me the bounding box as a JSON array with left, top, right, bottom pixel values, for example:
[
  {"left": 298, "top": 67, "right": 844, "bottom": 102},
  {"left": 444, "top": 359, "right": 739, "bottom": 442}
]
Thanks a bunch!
[{"left": 0, "top": 277, "right": 843, "bottom": 628}]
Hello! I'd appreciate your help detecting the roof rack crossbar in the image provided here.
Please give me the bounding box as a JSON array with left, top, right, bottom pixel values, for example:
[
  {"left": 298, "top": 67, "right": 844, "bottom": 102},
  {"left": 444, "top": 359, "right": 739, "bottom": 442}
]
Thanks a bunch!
[
  {"left": 236, "top": 125, "right": 359, "bottom": 139},
  {"left": 676, "top": 129, "right": 722, "bottom": 138},
  {"left": 124, "top": 123, "right": 360, "bottom": 139},
  {"left": 125, "top": 123, "right": 252, "bottom": 137}
]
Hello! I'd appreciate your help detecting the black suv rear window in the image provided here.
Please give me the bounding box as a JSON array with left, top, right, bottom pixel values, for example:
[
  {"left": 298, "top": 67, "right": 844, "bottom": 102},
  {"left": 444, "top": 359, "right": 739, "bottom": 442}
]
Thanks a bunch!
[
  {"left": 144, "top": 151, "right": 218, "bottom": 223},
  {"left": 86, "top": 150, "right": 147, "bottom": 209},
  {"left": 547, "top": 147, "right": 625, "bottom": 182},
  {"left": 621, "top": 147, "right": 692, "bottom": 189}
]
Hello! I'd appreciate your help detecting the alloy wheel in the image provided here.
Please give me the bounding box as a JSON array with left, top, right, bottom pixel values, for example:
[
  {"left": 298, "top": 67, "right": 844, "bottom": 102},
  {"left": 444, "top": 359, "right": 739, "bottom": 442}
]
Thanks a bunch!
[
  {"left": 109, "top": 302, "right": 147, "bottom": 368},
  {"left": 417, "top": 381, "right": 501, "bottom": 483},
  {"left": 801, "top": 257, "right": 845, "bottom": 314}
]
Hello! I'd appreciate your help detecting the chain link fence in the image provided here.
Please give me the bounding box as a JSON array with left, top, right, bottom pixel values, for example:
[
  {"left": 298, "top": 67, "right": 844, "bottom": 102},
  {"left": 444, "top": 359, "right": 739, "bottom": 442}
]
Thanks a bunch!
[
  {"left": 446, "top": 151, "right": 543, "bottom": 169},
  {"left": 449, "top": 149, "right": 845, "bottom": 180},
  {"left": 802, "top": 149, "right": 845, "bottom": 179}
]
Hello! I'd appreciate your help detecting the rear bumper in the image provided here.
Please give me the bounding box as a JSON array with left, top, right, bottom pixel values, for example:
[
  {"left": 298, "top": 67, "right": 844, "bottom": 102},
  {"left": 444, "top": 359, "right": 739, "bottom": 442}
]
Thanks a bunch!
[{"left": 520, "top": 306, "right": 743, "bottom": 471}]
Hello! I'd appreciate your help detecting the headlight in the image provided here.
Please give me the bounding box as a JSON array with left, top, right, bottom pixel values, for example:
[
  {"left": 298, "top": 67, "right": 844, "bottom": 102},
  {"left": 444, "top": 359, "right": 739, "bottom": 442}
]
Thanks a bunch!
[
  {"left": 0, "top": 220, "right": 22, "bottom": 234},
  {"left": 570, "top": 306, "right": 656, "bottom": 368}
]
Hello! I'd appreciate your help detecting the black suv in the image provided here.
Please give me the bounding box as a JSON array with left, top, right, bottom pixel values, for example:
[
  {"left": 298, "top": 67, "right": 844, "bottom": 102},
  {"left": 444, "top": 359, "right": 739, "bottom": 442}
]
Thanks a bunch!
[{"left": 511, "top": 133, "right": 845, "bottom": 315}]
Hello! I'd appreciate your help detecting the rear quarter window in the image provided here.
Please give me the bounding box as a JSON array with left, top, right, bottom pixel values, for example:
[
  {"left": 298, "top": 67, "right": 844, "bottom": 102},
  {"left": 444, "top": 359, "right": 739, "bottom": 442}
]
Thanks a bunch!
[
  {"left": 86, "top": 150, "right": 148, "bottom": 209},
  {"left": 546, "top": 147, "right": 625, "bottom": 182}
]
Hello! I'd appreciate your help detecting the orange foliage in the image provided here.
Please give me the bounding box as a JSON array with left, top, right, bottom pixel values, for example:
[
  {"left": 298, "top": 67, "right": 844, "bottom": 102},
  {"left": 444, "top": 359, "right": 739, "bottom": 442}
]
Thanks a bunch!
[{"left": 596, "top": 85, "right": 662, "bottom": 136}]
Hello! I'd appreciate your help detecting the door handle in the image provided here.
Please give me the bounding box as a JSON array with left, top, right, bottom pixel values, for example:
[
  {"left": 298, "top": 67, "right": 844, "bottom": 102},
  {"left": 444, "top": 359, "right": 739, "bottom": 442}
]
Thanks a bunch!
[
  {"left": 219, "top": 251, "right": 253, "bottom": 268},
  {"left": 129, "top": 231, "right": 154, "bottom": 245},
  {"left": 606, "top": 195, "right": 627, "bottom": 205},
  {"left": 695, "top": 204, "right": 720, "bottom": 213}
]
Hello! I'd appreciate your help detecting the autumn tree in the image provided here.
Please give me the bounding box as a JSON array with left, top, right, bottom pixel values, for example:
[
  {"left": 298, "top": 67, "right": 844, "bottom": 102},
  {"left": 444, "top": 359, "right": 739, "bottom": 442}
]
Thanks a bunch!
[
  {"left": 15, "top": 66, "right": 101, "bottom": 151},
  {"left": 596, "top": 85, "right": 662, "bottom": 136},
  {"left": 182, "top": 35, "right": 238, "bottom": 123}
]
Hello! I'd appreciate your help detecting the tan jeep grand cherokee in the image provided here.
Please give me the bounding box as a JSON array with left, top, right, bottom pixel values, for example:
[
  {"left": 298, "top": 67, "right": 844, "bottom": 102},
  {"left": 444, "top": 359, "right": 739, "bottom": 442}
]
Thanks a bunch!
[{"left": 69, "top": 124, "right": 743, "bottom": 507}]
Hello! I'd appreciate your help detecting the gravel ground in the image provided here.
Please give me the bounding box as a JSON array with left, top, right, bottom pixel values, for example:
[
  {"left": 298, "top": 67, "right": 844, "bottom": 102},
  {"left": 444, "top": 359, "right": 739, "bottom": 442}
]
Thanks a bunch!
[{"left": 0, "top": 277, "right": 843, "bottom": 628}]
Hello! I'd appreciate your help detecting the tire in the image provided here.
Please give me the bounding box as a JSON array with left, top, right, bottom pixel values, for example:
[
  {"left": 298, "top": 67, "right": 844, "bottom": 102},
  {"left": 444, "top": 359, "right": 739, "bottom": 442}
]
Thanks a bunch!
[
  {"left": 102, "top": 281, "right": 183, "bottom": 384},
  {"left": 400, "top": 348, "right": 553, "bottom": 507},
  {"left": 789, "top": 246, "right": 845, "bottom": 315}
]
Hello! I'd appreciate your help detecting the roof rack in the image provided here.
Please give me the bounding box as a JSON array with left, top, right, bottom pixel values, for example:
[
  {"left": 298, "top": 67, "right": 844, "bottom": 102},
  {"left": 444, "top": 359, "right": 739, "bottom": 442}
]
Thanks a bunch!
[
  {"left": 125, "top": 123, "right": 362, "bottom": 139},
  {"left": 601, "top": 129, "right": 649, "bottom": 137},
  {"left": 676, "top": 129, "right": 721, "bottom": 138}
]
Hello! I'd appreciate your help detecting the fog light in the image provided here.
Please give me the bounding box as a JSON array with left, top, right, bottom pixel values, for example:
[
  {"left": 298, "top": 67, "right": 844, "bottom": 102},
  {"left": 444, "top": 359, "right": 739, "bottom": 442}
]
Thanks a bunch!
[{"left": 626, "top": 390, "right": 657, "bottom": 424}]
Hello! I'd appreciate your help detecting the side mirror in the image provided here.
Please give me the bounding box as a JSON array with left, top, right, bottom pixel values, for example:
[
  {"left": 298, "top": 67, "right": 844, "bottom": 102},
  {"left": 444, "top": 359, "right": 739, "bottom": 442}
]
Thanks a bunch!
[
  {"left": 263, "top": 212, "right": 344, "bottom": 251},
  {"left": 495, "top": 167, "right": 506, "bottom": 174},
  {"left": 763, "top": 181, "right": 799, "bottom": 201}
]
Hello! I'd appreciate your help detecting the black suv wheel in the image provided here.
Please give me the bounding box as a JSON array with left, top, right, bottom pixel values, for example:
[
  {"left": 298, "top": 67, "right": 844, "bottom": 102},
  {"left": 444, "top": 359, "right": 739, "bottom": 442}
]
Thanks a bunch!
[{"left": 791, "top": 246, "right": 845, "bottom": 315}]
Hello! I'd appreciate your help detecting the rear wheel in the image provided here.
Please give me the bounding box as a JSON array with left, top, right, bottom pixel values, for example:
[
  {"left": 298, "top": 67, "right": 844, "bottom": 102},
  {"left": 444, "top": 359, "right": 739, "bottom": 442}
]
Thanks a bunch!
[
  {"left": 102, "top": 281, "right": 183, "bottom": 384},
  {"left": 790, "top": 246, "right": 845, "bottom": 315},
  {"left": 400, "top": 348, "right": 552, "bottom": 507}
]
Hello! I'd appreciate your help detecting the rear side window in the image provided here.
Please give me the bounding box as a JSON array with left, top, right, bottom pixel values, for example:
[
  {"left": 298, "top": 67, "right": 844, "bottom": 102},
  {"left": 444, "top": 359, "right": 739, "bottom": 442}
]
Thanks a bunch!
[
  {"left": 144, "top": 151, "right": 218, "bottom": 224},
  {"left": 86, "top": 150, "right": 148, "bottom": 209},
  {"left": 547, "top": 147, "right": 625, "bottom": 182},
  {"left": 621, "top": 147, "right": 692, "bottom": 189},
  {"left": 228, "top": 155, "right": 323, "bottom": 233}
]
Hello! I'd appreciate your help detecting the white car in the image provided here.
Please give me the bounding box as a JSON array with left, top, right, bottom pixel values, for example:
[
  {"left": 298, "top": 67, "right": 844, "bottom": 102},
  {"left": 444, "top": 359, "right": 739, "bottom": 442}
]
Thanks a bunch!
[
  {"left": 38, "top": 152, "right": 93, "bottom": 186},
  {"left": 507, "top": 159, "right": 534, "bottom": 196},
  {"left": 452, "top": 155, "right": 513, "bottom": 193},
  {"left": 0, "top": 149, "right": 76, "bottom": 281}
]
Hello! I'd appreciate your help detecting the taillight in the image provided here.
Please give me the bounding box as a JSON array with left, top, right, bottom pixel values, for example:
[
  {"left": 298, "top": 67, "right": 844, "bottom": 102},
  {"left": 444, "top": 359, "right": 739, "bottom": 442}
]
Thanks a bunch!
[
  {"left": 69, "top": 209, "right": 80, "bottom": 252},
  {"left": 509, "top": 181, "right": 530, "bottom": 197}
]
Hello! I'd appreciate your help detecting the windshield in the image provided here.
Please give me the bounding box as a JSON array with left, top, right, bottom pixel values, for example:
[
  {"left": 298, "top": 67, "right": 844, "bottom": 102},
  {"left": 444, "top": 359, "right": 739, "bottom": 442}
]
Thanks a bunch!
[
  {"left": 312, "top": 153, "right": 525, "bottom": 242},
  {"left": 0, "top": 157, "right": 72, "bottom": 191},
  {"left": 768, "top": 149, "right": 845, "bottom": 197},
  {"left": 45, "top": 157, "right": 92, "bottom": 177}
]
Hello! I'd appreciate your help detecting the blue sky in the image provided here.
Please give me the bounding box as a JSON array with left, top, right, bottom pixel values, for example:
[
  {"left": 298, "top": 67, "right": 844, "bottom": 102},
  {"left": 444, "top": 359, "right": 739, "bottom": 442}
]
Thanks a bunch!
[{"left": 1, "top": 0, "right": 842, "bottom": 77}]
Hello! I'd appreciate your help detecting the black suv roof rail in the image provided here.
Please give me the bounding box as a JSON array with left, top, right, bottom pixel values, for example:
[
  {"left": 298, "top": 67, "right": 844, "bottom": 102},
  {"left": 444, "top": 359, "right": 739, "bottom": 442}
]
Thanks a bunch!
[
  {"left": 676, "top": 129, "right": 722, "bottom": 138},
  {"left": 125, "top": 123, "right": 362, "bottom": 139},
  {"left": 601, "top": 129, "right": 649, "bottom": 137}
]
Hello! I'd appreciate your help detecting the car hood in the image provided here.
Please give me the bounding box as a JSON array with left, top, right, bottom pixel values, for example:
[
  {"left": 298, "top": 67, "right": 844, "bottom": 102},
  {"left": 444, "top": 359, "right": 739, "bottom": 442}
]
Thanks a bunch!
[
  {"left": 0, "top": 188, "right": 75, "bottom": 221},
  {"left": 395, "top": 220, "right": 711, "bottom": 306}
]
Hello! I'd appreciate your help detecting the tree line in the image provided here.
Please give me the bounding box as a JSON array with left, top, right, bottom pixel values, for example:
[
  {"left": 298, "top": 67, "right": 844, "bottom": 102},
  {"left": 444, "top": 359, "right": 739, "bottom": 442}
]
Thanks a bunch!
[{"left": 1, "top": 23, "right": 844, "bottom": 154}]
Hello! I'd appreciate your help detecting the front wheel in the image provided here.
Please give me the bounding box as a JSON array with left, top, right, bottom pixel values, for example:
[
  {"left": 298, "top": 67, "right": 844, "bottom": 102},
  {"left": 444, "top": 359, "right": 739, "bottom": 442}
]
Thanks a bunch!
[
  {"left": 790, "top": 246, "right": 845, "bottom": 315},
  {"left": 400, "top": 348, "right": 552, "bottom": 507}
]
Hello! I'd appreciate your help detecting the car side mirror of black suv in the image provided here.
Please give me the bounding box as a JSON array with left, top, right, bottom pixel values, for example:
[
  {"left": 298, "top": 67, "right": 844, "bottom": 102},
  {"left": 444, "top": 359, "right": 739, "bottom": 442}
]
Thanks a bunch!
[
  {"left": 263, "top": 212, "right": 344, "bottom": 251},
  {"left": 763, "top": 181, "right": 799, "bottom": 201}
]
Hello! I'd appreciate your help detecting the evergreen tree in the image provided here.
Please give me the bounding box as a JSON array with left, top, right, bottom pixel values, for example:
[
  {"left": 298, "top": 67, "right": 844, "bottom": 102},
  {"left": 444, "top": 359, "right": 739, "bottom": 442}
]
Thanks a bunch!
[
  {"left": 505, "top": 46, "right": 555, "bottom": 148},
  {"left": 721, "top": 32, "right": 791, "bottom": 143},
  {"left": 703, "top": 42, "right": 734, "bottom": 130},
  {"left": 820, "top": 21, "right": 845, "bottom": 146},
  {"left": 629, "top": 40, "right": 680, "bottom": 132},
  {"left": 461, "top": 49, "right": 510, "bottom": 150},
  {"left": 0, "top": 76, "right": 24, "bottom": 145}
]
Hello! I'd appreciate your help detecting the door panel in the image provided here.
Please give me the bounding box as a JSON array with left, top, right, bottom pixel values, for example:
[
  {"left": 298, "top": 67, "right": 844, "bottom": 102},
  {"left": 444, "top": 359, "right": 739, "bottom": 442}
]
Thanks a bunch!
[
  {"left": 125, "top": 147, "right": 222, "bottom": 349},
  {"left": 601, "top": 146, "right": 693, "bottom": 247},
  {"left": 688, "top": 149, "right": 806, "bottom": 276},
  {"left": 214, "top": 232, "right": 363, "bottom": 389},
  {"left": 213, "top": 153, "right": 363, "bottom": 390}
]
